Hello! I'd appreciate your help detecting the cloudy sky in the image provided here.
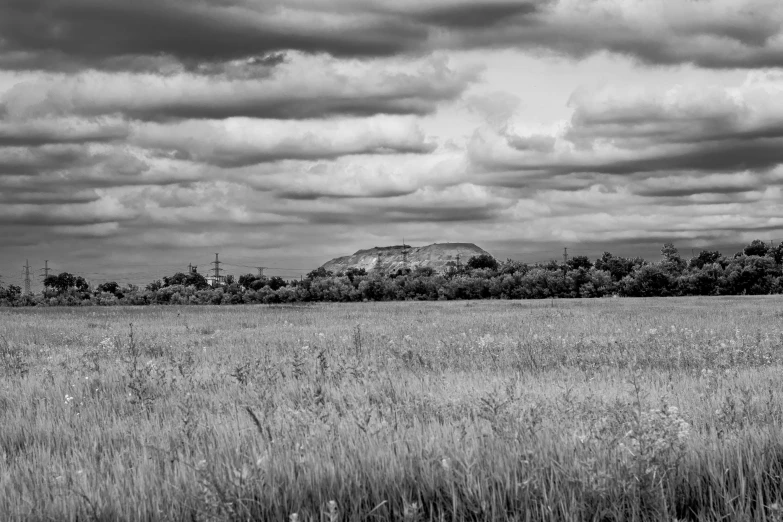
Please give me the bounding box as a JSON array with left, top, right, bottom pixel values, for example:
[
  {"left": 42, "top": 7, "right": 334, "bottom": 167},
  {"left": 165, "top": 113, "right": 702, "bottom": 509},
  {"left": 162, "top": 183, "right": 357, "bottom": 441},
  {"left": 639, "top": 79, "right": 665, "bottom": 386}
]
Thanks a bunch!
[{"left": 2, "top": 0, "right": 783, "bottom": 286}]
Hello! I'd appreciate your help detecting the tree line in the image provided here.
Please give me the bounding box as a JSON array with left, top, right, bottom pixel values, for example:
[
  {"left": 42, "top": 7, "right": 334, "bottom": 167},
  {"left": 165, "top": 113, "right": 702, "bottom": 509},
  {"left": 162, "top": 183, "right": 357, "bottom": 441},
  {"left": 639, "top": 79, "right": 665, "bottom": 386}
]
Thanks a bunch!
[{"left": 1, "top": 240, "right": 782, "bottom": 306}]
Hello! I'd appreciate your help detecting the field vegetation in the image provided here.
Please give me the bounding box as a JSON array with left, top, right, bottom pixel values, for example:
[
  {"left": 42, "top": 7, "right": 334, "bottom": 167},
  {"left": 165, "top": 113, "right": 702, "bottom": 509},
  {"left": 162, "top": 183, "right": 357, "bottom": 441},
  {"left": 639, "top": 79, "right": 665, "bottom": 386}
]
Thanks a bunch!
[
  {"left": 2, "top": 297, "right": 783, "bottom": 520},
  {"left": 2, "top": 241, "right": 782, "bottom": 307}
]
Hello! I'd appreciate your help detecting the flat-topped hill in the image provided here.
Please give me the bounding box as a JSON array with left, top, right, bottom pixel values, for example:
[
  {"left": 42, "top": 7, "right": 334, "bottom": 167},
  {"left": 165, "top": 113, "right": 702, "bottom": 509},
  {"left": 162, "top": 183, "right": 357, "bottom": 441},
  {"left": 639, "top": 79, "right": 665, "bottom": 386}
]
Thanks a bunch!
[{"left": 320, "top": 242, "right": 489, "bottom": 275}]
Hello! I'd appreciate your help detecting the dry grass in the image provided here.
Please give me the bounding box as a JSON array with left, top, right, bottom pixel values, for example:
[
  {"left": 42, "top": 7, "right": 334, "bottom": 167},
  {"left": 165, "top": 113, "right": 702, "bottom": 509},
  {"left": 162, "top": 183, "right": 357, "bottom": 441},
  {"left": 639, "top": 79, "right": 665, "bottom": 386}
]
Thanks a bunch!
[{"left": 1, "top": 297, "right": 783, "bottom": 521}]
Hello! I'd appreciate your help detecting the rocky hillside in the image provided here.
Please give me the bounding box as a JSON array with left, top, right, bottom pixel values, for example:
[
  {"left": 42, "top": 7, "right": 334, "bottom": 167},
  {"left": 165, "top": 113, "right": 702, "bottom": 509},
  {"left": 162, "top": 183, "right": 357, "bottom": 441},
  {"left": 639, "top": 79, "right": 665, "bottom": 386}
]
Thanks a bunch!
[{"left": 320, "top": 243, "right": 490, "bottom": 275}]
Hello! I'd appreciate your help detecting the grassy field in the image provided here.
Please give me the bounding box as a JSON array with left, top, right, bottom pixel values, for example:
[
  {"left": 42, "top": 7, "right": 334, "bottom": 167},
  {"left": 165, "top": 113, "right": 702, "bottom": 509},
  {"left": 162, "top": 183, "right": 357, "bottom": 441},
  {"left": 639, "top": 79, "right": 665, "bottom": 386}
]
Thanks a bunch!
[{"left": 2, "top": 297, "right": 783, "bottom": 521}]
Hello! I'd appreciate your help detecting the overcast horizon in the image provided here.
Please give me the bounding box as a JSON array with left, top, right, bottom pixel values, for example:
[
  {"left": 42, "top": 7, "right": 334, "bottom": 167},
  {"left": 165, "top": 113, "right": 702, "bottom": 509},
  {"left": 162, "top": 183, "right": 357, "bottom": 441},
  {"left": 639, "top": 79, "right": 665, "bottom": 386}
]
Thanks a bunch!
[{"left": 2, "top": 0, "right": 783, "bottom": 288}]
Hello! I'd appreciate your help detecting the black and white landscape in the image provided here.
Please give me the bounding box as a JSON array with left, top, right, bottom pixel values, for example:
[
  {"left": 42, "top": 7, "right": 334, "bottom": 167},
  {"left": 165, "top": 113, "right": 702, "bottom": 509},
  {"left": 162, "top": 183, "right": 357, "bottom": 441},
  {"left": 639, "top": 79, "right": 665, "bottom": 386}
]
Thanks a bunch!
[{"left": 2, "top": 0, "right": 782, "bottom": 282}]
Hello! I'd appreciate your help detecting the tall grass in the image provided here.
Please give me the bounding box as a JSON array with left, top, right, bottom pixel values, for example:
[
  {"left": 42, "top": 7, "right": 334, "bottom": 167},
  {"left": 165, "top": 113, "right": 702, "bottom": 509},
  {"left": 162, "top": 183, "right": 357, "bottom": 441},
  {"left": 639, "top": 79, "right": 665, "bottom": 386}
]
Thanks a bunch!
[{"left": 1, "top": 297, "right": 783, "bottom": 520}]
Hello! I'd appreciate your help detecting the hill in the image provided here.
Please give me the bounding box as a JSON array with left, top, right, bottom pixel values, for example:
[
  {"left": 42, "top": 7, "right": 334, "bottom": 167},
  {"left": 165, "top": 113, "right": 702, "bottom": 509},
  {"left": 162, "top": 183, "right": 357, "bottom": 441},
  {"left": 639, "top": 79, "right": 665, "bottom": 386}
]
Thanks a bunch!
[{"left": 320, "top": 242, "right": 490, "bottom": 275}]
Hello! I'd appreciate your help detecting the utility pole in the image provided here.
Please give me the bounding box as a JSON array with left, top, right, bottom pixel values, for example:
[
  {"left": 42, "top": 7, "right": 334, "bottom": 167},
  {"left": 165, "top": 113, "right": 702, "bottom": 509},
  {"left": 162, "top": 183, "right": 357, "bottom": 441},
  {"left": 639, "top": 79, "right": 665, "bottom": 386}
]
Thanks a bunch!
[
  {"left": 562, "top": 247, "right": 568, "bottom": 282},
  {"left": 402, "top": 238, "right": 408, "bottom": 270},
  {"left": 211, "top": 253, "right": 222, "bottom": 286},
  {"left": 40, "top": 260, "right": 50, "bottom": 280},
  {"left": 456, "top": 253, "right": 461, "bottom": 270},
  {"left": 23, "top": 259, "right": 32, "bottom": 295},
  {"left": 375, "top": 253, "right": 383, "bottom": 273}
]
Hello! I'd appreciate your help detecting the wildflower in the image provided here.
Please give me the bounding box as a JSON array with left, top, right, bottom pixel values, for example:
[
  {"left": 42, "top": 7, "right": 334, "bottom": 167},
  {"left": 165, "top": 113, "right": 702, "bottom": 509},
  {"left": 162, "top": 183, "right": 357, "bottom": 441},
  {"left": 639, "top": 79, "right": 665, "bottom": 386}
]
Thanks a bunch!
[
  {"left": 324, "top": 500, "right": 338, "bottom": 522},
  {"left": 255, "top": 452, "right": 269, "bottom": 468},
  {"left": 403, "top": 500, "right": 420, "bottom": 520},
  {"left": 441, "top": 457, "right": 452, "bottom": 471}
]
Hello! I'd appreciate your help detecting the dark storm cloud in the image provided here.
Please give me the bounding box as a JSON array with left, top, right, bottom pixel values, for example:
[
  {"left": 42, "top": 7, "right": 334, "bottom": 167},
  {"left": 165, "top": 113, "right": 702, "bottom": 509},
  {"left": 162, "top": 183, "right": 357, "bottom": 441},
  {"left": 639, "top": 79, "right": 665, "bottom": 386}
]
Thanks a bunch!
[
  {"left": 113, "top": 95, "right": 453, "bottom": 122},
  {"left": 0, "top": 145, "right": 97, "bottom": 175},
  {"left": 193, "top": 142, "right": 436, "bottom": 168},
  {"left": 476, "top": 79, "right": 783, "bottom": 194},
  {"left": 1, "top": 59, "right": 477, "bottom": 122},
  {"left": 299, "top": 191, "right": 507, "bottom": 225},
  {"left": 578, "top": 139, "right": 783, "bottom": 176},
  {"left": 381, "top": 206, "right": 501, "bottom": 223},
  {"left": 506, "top": 133, "right": 556, "bottom": 152},
  {"left": 563, "top": 87, "right": 783, "bottom": 148},
  {"left": 300, "top": 207, "right": 495, "bottom": 226},
  {"left": 276, "top": 187, "right": 418, "bottom": 201},
  {"left": 0, "top": 120, "right": 129, "bottom": 146},
  {"left": 633, "top": 184, "right": 760, "bottom": 198},
  {"left": 0, "top": 0, "right": 426, "bottom": 70},
  {"left": 480, "top": 137, "right": 783, "bottom": 191},
  {"left": 412, "top": 2, "right": 541, "bottom": 28},
  {"left": 2, "top": 0, "right": 779, "bottom": 71},
  {"left": 131, "top": 116, "right": 437, "bottom": 167},
  {"left": 0, "top": 143, "right": 201, "bottom": 189},
  {"left": 0, "top": 208, "right": 129, "bottom": 227},
  {"left": 0, "top": 187, "right": 100, "bottom": 205}
]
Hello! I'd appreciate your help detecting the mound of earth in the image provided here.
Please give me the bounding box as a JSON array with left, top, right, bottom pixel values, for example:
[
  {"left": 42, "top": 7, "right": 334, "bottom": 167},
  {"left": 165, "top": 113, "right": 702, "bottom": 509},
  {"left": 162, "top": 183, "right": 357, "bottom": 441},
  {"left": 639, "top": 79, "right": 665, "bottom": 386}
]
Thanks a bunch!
[{"left": 320, "top": 243, "right": 490, "bottom": 275}]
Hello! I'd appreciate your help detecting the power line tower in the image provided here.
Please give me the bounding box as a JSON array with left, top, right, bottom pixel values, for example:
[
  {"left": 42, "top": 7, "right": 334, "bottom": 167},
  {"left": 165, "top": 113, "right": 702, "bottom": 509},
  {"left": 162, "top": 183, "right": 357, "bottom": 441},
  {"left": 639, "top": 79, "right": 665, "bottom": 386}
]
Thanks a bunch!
[
  {"left": 402, "top": 238, "right": 409, "bottom": 271},
  {"left": 375, "top": 253, "right": 383, "bottom": 273},
  {"left": 40, "top": 260, "right": 51, "bottom": 281},
  {"left": 456, "top": 253, "right": 461, "bottom": 271},
  {"left": 23, "top": 259, "right": 32, "bottom": 295},
  {"left": 256, "top": 266, "right": 265, "bottom": 277},
  {"left": 211, "top": 253, "right": 222, "bottom": 286}
]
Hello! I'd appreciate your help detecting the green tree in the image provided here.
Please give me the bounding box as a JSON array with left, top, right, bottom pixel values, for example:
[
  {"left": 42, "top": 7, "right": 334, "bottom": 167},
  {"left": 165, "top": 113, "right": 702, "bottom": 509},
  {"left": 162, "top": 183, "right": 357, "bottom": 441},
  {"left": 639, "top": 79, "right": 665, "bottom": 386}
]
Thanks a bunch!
[
  {"left": 75, "top": 277, "right": 89, "bottom": 292},
  {"left": 44, "top": 272, "right": 77, "bottom": 294},
  {"left": 306, "top": 267, "right": 333, "bottom": 280},
  {"left": 660, "top": 243, "right": 686, "bottom": 275},
  {"left": 97, "top": 281, "right": 120, "bottom": 295},
  {"left": 595, "top": 253, "right": 646, "bottom": 281},
  {"left": 238, "top": 273, "right": 258, "bottom": 288},
  {"left": 771, "top": 243, "right": 783, "bottom": 265},
  {"left": 744, "top": 239, "right": 769, "bottom": 257},
  {"left": 413, "top": 265, "right": 435, "bottom": 277},
  {"left": 567, "top": 255, "right": 593, "bottom": 270},
  {"left": 689, "top": 250, "right": 722, "bottom": 269},
  {"left": 498, "top": 259, "right": 527, "bottom": 275},
  {"left": 267, "top": 276, "right": 287, "bottom": 290},
  {"left": 343, "top": 267, "right": 367, "bottom": 282},
  {"left": 466, "top": 254, "right": 499, "bottom": 271},
  {"left": 163, "top": 272, "right": 208, "bottom": 290},
  {"left": 620, "top": 265, "right": 673, "bottom": 297}
]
